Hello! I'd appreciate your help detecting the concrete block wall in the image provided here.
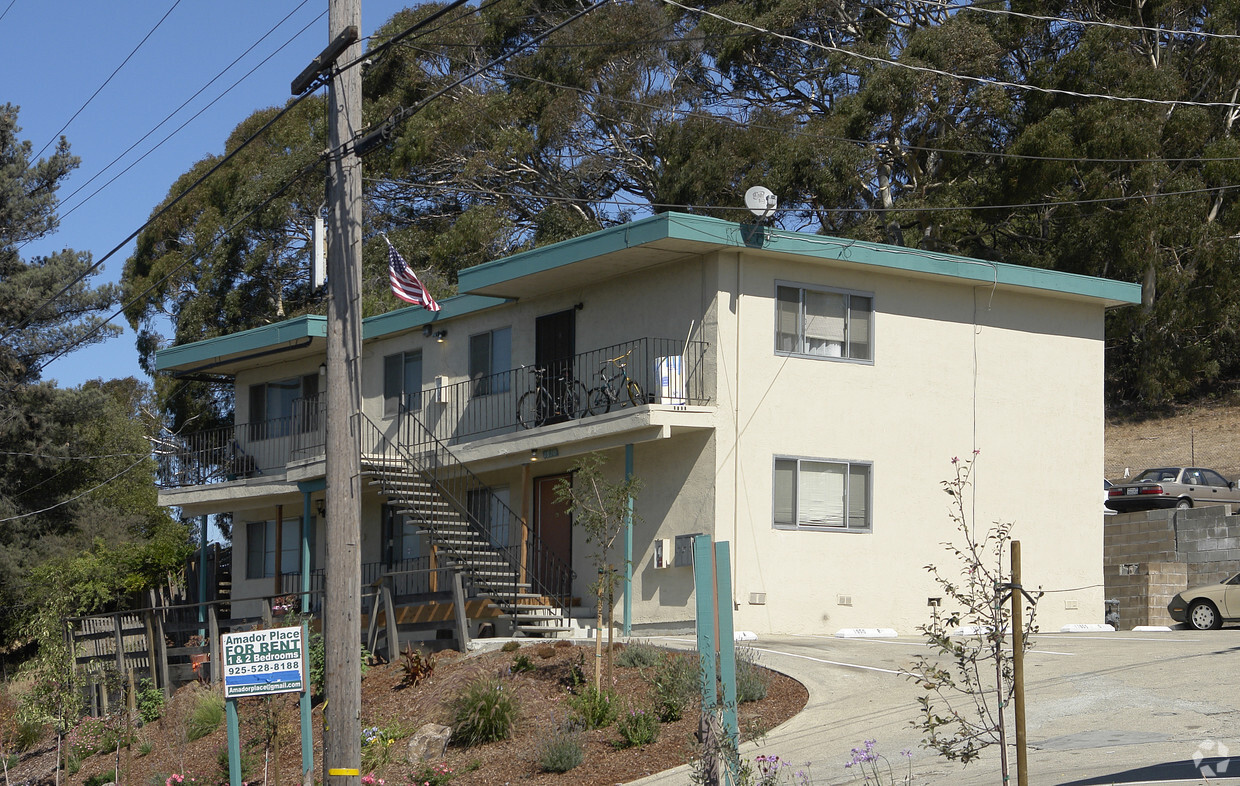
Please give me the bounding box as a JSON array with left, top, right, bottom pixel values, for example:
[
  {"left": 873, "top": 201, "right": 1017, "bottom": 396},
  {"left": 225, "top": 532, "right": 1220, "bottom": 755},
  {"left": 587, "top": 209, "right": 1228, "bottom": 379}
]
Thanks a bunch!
[{"left": 1103, "top": 506, "right": 1239, "bottom": 629}]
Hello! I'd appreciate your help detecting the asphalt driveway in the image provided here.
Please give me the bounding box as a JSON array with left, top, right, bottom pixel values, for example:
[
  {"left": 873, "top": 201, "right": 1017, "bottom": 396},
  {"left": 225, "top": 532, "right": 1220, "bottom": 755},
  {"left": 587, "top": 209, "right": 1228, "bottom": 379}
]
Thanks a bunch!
[{"left": 632, "top": 630, "right": 1240, "bottom": 785}]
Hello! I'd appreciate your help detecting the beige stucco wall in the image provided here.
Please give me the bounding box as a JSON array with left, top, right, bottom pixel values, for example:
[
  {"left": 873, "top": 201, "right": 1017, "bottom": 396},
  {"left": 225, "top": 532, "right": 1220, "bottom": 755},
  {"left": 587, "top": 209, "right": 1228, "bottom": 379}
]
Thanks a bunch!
[{"left": 713, "top": 249, "right": 1106, "bottom": 634}]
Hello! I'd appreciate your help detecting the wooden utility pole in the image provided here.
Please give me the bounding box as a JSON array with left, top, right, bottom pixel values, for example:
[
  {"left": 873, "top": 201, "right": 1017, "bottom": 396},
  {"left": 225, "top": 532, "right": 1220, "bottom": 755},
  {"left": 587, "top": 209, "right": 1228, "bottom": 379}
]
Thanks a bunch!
[
  {"left": 323, "top": 0, "right": 363, "bottom": 784},
  {"left": 1011, "top": 540, "right": 1028, "bottom": 786}
]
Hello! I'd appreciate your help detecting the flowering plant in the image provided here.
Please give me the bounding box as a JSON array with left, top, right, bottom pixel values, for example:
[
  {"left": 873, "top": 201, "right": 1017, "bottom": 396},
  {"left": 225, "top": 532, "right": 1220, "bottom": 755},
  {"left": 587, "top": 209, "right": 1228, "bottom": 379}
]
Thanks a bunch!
[
  {"left": 753, "top": 754, "right": 814, "bottom": 785},
  {"left": 164, "top": 774, "right": 203, "bottom": 786},
  {"left": 410, "top": 760, "right": 454, "bottom": 786},
  {"left": 360, "top": 773, "right": 385, "bottom": 786},
  {"left": 844, "top": 740, "right": 912, "bottom": 785}
]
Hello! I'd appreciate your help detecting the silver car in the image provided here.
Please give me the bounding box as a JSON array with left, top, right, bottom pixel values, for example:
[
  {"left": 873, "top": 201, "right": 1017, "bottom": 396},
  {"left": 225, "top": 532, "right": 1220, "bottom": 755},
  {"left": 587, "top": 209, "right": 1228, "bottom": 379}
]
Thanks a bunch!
[{"left": 1104, "top": 467, "right": 1240, "bottom": 513}]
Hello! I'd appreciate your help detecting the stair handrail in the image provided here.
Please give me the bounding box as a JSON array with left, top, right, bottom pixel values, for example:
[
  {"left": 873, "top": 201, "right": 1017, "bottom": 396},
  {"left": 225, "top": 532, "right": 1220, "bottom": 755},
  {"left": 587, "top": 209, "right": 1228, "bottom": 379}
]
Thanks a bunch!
[{"left": 356, "top": 412, "right": 572, "bottom": 621}]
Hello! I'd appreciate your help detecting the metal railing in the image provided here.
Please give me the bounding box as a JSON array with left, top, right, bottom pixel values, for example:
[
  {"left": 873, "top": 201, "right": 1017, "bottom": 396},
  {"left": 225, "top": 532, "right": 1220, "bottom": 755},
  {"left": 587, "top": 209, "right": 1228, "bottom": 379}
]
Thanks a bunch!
[
  {"left": 359, "top": 411, "right": 573, "bottom": 620},
  {"left": 155, "top": 337, "right": 710, "bottom": 487},
  {"left": 427, "top": 337, "right": 710, "bottom": 444},
  {"left": 155, "top": 397, "right": 325, "bottom": 486}
]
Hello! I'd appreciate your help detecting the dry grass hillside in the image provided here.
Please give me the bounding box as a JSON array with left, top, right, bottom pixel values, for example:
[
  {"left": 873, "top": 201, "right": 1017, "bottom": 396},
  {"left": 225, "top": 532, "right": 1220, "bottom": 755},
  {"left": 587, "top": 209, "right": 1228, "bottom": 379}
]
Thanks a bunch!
[{"left": 1106, "top": 398, "right": 1240, "bottom": 481}]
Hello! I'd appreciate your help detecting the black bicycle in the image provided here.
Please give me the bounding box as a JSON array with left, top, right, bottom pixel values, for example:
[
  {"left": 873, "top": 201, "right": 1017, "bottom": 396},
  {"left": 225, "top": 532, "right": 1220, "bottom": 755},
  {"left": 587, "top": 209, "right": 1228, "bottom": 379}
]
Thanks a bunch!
[
  {"left": 517, "top": 365, "right": 587, "bottom": 428},
  {"left": 586, "top": 350, "right": 644, "bottom": 415}
]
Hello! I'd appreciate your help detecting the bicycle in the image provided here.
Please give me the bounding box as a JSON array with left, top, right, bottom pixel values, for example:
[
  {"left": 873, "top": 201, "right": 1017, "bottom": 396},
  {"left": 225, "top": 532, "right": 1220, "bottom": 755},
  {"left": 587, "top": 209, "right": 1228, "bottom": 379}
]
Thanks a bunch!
[
  {"left": 586, "top": 349, "right": 645, "bottom": 415},
  {"left": 517, "top": 365, "right": 587, "bottom": 428}
]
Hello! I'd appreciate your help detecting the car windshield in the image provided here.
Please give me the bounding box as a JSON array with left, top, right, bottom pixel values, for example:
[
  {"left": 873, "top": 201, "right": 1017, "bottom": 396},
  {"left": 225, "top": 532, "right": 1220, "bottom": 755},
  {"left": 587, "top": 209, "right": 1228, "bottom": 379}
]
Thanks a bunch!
[{"left": 1134, "top": 468, "right": 1181, "bottom": 483}]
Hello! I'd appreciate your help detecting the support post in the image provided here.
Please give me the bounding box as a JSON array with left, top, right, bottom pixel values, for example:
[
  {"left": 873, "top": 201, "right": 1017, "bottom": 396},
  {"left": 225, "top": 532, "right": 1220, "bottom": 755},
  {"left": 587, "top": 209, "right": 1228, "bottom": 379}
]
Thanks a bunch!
[
  {"left": 226, "top": 698, "right": 242, "bottom": 786},
  {"left": 322, "top": 0, "right": 365, "bottom": 783},
  {"left": 208, "top": 605, "right": 221, "bottom": 685},
  {"left": 623, "top": 443, "right": 634, "bottom": 636},
  {"left": 1012, "top": 541, "right": 1028, "bottom": 786},
  {"left": 714, "top": 541, "right": 738, "bottom": 744},
  {"left": 452, "top": 571, "right": 471, "bottom": 653},
  {"left": 199, "top": 514, "right": 208, "bottom": 637},
  {"left": 382, "top": 580, "right": 399, "bottom": 663}
]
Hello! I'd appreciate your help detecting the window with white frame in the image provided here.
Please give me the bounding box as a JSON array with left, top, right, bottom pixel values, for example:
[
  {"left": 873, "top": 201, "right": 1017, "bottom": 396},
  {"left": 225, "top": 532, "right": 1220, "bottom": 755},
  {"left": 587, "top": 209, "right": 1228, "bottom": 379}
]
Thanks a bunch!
[
  {"left": 245, "top": 518, "right": 303, "bottom": 578},
  {"left": 773, "top": 457, "right": 871, "bottom": 531},
  {"left": 776, "top": 284, "right": 872, "bottom": 361},
  {"left": 383, "top": 350, "right": 423, "bottom": 417},
  {"left": 469, "top": 327, "right": 512, "bottom": 396},
  {"left": 248, "top": 374, "right": 320, "bottom": 438}
]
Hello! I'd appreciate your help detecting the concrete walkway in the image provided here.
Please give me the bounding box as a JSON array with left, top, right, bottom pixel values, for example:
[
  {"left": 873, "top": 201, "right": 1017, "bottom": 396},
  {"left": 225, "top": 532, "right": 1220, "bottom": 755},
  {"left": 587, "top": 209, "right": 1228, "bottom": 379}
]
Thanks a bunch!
[{"left": 629, "top": 631, "right": 1240, "bottom": 785}]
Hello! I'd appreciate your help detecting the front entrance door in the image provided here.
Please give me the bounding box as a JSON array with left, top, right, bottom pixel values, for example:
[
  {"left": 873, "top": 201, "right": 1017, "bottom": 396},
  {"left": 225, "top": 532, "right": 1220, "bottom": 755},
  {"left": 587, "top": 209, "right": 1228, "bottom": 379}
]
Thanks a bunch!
[{"left": 533, "top": 473, "right": 573, "bottom": 593}]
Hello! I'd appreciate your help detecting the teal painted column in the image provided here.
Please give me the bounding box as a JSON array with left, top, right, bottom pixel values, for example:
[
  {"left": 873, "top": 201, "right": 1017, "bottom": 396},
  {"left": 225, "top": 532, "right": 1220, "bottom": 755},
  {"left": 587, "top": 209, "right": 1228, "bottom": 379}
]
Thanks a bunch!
[
  {"left": 296, "top": 479, "right": 324, "bottom": 785},
  {"left": 198, "top": 514, "right": 208, "bottom": 635},
  {"left": 693, "top": 535, "right": 717, "bottom": 710},
  {"left": 226, "top": 698, "right": 241, "bottom": 786},
  {"left": 714, "top": 541, "right": 738, "bottom": 743},
  {"left": 624, "top": 443, "right": 634, "bottom": 636}
]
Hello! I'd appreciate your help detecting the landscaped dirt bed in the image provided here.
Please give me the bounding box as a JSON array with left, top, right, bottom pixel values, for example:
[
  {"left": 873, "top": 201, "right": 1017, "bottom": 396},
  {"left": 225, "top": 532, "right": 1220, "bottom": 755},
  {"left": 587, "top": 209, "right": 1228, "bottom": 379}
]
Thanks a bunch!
[{"left": 13, "top": 641, "right": 806, "bottom": 786}]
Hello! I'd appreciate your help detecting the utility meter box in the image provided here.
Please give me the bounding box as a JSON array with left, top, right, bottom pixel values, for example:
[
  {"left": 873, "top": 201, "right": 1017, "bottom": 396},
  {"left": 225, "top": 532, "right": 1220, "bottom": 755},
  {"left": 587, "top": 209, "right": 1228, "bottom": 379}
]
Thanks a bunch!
[
  {"left": 673, "top": 534, "right": 697, "bottom": 568},
  {"left": 653, "top": 538, "right": 673, "bottom": 569}
]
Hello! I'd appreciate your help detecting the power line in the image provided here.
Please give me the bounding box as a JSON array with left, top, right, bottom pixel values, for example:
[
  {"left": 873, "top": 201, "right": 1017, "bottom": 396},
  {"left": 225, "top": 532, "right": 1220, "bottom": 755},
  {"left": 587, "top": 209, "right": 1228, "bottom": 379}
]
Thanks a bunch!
[
  {"left": 911, "top": 0, "right": 1240, "bottom": 42},
  {"left": 367, "top": 175, "right": 1240, "bottom": 215},
  {"left": 0, "top": 0, "right": 16, "bottom": 25},
  {"left": 49, "top": 2, "right": 323, "bottom": 229},
  {"left": 0, "top": 456, "right": 149, "bottom": 524},
  {"left": 33, "top": 0, "right": 185, "bottom": 162},
  {"left": 661, "top": 0, "right": 1240, "bottom": 110}
]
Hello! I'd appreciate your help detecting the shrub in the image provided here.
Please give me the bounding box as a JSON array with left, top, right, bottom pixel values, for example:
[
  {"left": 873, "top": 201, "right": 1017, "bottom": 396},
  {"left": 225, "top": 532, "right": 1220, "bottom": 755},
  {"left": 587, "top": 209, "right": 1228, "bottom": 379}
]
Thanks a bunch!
[
  {"left": 536, "top": 723, "right": 584, "bottom": 773},
  {"left": 215, "top": 743, "right": 257, "bottom": 781},
  {"left": 500, "top": 641, "right": 520, "bottom": 653},
  {"left": 308, "top": 634, "right": 371, "bottom": 694},
  {"left": 554, "top": 639, "right": 572, "bottom": 649},
  {"left": 452, "top": 677, "right": 518, "bottom": 746},
  {"left": 614, "top": 706, "right": 659, "bottom": 748},
  {"left": 187, "top": 691, "right": 224, "bottom": 742},
  {"left": 735, "top": 646, "right": 770, "bottom": 704},
  {"left": 536, "top": 645, "right": 556, "bottom": 659},
  {"left": 568, "top": 686, "right": 617, "bottom": 730},
  {"left": 510, "top": 654, "right": 535, "bottom": 674},
  {"left": 84, "top": 769, "right": 116, "bottom": 786},
  {"left": 650, "top": 651, "right": 698, "bottom": 722},
  {"left": 616, "top": 642, "right": 663, "bottom": 669},
  {"left": 135, "top": 679, "right": 166, "bottom": 724},
  {"left": 400, "top": 645, "right": 436, "bottom": 687},
  {"left": 66, "top": 716, "right": 116, "bottom": 760}
]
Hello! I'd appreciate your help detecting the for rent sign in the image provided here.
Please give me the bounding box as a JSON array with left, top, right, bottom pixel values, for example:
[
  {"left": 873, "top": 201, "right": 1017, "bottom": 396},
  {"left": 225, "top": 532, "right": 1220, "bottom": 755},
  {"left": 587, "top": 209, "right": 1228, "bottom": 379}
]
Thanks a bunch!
[{"left": 222, "top": 627, "right": 304, "bottom": 698}]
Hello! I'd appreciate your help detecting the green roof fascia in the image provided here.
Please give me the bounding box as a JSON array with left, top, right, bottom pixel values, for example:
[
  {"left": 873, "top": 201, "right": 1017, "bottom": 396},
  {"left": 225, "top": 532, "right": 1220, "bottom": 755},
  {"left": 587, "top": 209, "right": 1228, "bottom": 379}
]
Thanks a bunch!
[
  {"left": 157, "top": 294, "right": 512, "bottom": 373},
  {"left": 156, "top": 315, "right": 326, "bottom": 373},
  {"left": 363, "top": 294, "right": 509, "bottom": 340},
  {"left": 457, "top": 211, "right": 1143, "bottom": 306}
]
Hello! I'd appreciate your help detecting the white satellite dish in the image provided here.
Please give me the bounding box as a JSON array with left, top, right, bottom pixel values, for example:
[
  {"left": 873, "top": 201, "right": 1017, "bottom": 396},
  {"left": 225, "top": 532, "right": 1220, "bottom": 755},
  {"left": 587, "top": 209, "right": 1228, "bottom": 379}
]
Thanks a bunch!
[{"left": 744, "top": 185, "right": 778, "bottom": 218}]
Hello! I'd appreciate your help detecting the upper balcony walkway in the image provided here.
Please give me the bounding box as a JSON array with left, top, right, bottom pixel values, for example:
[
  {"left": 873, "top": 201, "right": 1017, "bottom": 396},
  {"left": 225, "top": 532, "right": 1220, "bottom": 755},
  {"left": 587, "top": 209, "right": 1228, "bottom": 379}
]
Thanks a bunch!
[{"left": 155, "top": 337, "right": 710, "bottom": 489}]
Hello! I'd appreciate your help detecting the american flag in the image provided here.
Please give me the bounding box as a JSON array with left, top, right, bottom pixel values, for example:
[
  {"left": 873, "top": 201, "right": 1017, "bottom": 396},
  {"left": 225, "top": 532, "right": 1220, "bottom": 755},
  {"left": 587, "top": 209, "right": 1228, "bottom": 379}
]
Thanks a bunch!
[{"left": 385, "top": 236, "right": 440, "bottom": 311}]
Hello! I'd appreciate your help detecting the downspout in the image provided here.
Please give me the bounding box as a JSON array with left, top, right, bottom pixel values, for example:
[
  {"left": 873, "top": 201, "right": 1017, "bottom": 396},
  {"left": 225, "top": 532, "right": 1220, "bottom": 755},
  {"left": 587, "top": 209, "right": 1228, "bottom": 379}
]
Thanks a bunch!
[
  {"left": 732, "top": 251, "right": 742, "bottom": 608},
  {"left": 624, "top": 443, "right": 634, "bottom": 636},
  {"left": 198, "top": 515, "right": 208, "bottom": 637}
]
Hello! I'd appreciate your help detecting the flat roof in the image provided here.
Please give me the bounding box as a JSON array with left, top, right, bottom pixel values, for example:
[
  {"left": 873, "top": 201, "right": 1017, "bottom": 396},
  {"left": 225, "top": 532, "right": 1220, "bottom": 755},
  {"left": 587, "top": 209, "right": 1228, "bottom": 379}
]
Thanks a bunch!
[{"left": 457, "top": 211, "right": 1143, "bottom": 307}]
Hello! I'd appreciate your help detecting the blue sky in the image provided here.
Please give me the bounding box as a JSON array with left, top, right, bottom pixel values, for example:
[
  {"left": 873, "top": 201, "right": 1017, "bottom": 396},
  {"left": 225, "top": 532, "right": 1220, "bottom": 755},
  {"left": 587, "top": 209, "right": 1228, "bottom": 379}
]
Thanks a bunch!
[{"left": 7, "top": 0, "right": 410, "bottom": 388}]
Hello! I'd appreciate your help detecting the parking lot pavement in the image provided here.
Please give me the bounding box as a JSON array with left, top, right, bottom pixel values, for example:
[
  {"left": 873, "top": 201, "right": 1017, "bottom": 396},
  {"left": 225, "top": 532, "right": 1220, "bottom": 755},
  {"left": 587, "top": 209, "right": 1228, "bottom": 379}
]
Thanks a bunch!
[{"left": 631, "top": 631, "right": 1240, "bottom": 785}]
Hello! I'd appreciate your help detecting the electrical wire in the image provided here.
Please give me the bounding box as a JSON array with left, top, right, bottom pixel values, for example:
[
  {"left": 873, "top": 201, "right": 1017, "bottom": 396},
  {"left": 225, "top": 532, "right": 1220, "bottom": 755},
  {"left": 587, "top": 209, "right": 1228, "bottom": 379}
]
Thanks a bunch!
[
  {"left": 660, "top": 0, "right": 1240, "bottom": 109},
  {"left": 0, "top": 456, "right": 149, "bottom": 524},
  {"left": 49, "top": 2, "right": 323, "bottom": 228},
  {"left": 32, "top": 0, "right": 185, "bottom": 162},
  {"left": 908, "top": 0, "right": 1240, "bottom": 42},
  {"left": 0, "top": 0, "right": 16, "bottom": 25}
]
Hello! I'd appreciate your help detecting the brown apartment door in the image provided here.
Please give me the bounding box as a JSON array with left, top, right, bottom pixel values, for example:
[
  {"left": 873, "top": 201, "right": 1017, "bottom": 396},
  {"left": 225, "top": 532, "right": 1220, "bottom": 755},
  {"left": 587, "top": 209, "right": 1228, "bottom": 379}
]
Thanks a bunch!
[{"left": 533, "top": 473, "right": 573, "bottom": 593}]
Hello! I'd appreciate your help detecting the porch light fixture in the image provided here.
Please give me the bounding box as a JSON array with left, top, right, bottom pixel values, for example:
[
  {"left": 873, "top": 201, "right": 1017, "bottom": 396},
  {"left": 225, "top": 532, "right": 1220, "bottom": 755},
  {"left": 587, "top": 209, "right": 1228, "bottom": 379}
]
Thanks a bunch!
[
  {"left": 530, "top": 449, "right": 539, "bottom": 462},
  {"left": 433, "top": 330, "right": 447, "bottom": 343},
  {"left": 315, "top": 498, "right": 326, "bottom": 518},
  {"left": 422, "top": 325, "right": 433, "bottom": 337}
]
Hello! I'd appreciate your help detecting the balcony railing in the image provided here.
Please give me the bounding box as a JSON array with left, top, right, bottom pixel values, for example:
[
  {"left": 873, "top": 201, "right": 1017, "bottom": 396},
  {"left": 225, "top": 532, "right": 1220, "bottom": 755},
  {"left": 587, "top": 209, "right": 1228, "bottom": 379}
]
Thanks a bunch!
[
  {"left": 155, "top": 337, "right": 709, "bottom": 488},
  {"left": 422, "top": 337, "right": 710, "bottom": 445}
]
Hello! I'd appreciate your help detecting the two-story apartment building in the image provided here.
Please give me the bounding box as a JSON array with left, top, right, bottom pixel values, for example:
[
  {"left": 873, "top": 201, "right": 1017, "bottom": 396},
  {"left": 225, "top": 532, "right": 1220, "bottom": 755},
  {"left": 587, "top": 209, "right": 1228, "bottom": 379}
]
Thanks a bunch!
[{"left": 156, "top": 211, "right": 1141, "bottom": 637}]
